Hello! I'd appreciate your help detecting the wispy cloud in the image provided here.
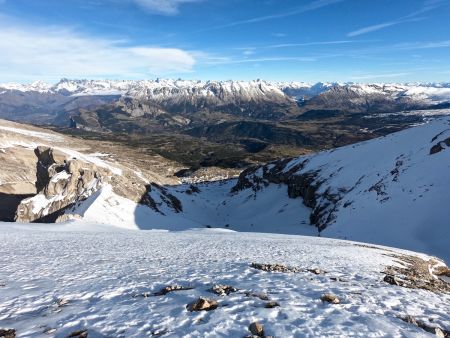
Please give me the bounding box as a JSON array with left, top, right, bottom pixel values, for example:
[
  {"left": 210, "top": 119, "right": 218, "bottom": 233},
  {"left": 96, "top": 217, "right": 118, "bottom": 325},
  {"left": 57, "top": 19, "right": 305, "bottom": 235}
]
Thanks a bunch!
[
  {"left": 271, "top": 33, "right": 287, "bottom": 38},
  {"left": 349, "top": 72, "right": 411, "bottom": 80},
  {"left": 348, "top": 18, "right": 424, "bottom": 37},
  {"left": 0, "top": 16, "right": 197, "bottom": 82},
  {"left": 200, "top": 55, "right": 317, "bottom": 65},
  {"left": 213, "top": 0, "right": 344, "bottom": 29},
  {"left": 266, "top": 40, "right": 366, "bottom": 49},
  {"left": 393, "top": 40, "right": 450, "bottom": 50},
  {"left": 131, "top": 0, "right": 202, "bottom": 15},
  {"left": 347, "top": 0, "right": 446, "bottom": 37}
]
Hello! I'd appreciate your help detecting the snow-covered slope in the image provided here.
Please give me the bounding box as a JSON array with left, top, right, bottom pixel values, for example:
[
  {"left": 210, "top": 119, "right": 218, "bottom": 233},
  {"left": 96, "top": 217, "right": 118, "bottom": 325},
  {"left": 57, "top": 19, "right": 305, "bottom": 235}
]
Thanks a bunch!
[
  {"left": 0, "top": 222, "right": 448, "bottom": 337},
  {"left": 231, "top": 117, "right": 450, "bottom": 262},
  {"left": 60, "top": 118, "right": 450, "bottom": 262}
]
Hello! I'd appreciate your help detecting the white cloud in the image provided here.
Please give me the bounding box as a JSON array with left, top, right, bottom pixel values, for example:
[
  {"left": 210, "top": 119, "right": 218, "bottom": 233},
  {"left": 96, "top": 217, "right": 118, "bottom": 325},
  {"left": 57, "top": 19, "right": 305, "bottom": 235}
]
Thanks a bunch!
[
  {"left": 0, "top": 18, "right": 197, "bottom": 82},
  {"left": 131, "top": 0, "right": 201, "bottom": 15}
]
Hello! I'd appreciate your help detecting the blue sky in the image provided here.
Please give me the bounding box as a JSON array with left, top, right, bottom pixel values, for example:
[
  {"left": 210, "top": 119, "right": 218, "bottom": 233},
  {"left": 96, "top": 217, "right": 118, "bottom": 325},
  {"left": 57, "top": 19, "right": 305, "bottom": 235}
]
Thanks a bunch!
[{"left": 0, "top": 0, "right": 449, "bottom": 83}]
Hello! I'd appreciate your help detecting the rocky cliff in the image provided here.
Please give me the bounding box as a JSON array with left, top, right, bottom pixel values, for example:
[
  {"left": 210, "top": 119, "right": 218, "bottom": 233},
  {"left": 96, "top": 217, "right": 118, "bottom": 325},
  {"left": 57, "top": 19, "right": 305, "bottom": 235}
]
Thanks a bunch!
[{"left": 15, "top": 146, "right": 110, "bottom": 222}]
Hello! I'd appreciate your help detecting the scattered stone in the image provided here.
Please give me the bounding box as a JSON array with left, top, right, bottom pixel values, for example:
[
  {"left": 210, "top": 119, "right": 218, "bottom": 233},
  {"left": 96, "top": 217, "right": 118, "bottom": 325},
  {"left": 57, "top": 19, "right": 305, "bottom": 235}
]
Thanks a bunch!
[
  {"left": 67, "top": 329, "right": 88, "bottom": 338},
  {"left": 57, "top": 298, "right": 69, "bottom": 307},
  {"left": 320, "top": 294, "right": 340, "bottom": 304},
  {"left": 264, "top": 301, "right": 280, "bottom": 308},
  {"left": 398, "top": 315, "right": 449, "bottom": 337},
  {"left": 244, "top": 292, "right": 270, "bottom": 301},
  {"left": 210, "top": 284, "right": 237, "bottom": 296},
  {"left": 0, "top": 329, "right": 16, "bottom": 338},
  {"left": 249, "top": 322, "right": 265, "bottom": 337},
  {"left": 154, "top": 285, "right": 192, "bottom": 296},
  {"left": 308, "top": 268, "right": 325, "bottom": 275},
  {"left": 251, "top": 263, "right": 300, "bottom": 273},
  {"left": 186, "top": 297, "right": 218, "bottom": 312}
]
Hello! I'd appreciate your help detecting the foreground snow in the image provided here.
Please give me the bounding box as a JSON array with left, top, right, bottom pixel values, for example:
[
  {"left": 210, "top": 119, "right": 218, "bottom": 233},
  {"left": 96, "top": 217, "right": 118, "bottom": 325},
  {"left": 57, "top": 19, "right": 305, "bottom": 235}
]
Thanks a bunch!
[{"left": 0, "top": 222, "right": 449, "bottom": 337}]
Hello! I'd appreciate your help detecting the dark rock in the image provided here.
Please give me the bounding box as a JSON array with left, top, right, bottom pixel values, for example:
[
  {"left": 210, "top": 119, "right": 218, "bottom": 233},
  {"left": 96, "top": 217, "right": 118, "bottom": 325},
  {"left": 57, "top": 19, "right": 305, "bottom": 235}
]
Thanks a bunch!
[
  {"left": 383, "top": 274, "right": 401, "bottom": 286},
  {"left": 0, "top": 329, "right": 16, "bottom": 338},
  {"left": 67, "top": 329, "right": 88, "bottom": 338},
  {"left": 264, "top": 301, "right": 280, "bottom": 308},
  {"left": 430, "top": 137, "right": 450, "bottom": 155}
]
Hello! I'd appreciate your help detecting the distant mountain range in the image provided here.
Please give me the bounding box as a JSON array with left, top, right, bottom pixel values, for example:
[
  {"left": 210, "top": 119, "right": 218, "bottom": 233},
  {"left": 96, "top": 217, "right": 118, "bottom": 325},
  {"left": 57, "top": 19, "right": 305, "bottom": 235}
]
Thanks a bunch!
[
  {"left": 1, "top": 79, "right": 450, "bottom": 127},
  {"left": 2, "top": 78, "right": 450, "bottom": 175}
]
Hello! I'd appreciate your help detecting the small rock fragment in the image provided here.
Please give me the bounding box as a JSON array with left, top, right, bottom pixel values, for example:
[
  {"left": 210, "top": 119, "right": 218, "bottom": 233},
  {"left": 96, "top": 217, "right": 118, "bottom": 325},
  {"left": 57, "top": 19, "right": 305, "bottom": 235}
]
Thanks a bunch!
[
  {"left": 0, "top": 329, "right": 16, "bottom": 338},
  {"left": 186, "top": 297, "right": 218, "bottom": 312},
  {"left": 211, "top": 284, "right": 237, "bottom": 296},
  {"left": 249, "top": 322, "right": 265, "bottom": 337},
  {"left": 67, "top": 329, "right": 88, "bottom": 338},
  {"left": 57, "top": 298, "right": 69, "bottom": 307},
  {"left": 321, "top": 294, "right": 340, "bottom": 304},
  {"left": 308, "top": 268, "right": 324, "bottom": 275},
  {"left": 264, "top": 301, "right": 280, "bottom": 308}
]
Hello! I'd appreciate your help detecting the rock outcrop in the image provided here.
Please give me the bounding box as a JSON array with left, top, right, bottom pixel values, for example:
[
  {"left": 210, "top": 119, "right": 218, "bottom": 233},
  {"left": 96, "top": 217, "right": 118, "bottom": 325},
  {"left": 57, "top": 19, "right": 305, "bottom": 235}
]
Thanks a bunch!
[
  {"left": 15, "top": 146, "right": 110, "bottom": 222},
  {"left": 232, "top": 158, "right": 338, "bottom": 231}
]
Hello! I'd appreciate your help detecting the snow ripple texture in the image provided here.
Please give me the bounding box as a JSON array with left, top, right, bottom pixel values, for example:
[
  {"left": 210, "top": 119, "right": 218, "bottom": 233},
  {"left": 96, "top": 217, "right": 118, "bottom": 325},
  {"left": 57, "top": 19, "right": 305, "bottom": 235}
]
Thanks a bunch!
[{"left": 0, "top": 225, "right": 448, "bottom": 337}]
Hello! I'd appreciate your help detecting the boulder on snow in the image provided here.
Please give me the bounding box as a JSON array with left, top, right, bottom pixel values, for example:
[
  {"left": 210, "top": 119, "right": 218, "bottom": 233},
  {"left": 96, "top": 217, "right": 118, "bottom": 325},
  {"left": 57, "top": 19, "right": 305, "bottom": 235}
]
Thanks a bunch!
[
  {"left": 248, "top": 322, "right": 265, "bottom": 337},
  {"left": 320, "top": 293, "right": 340, "bottom": 304},
  {"left": 186, "top": 297, "right": 218, "bottom": 312},
  {"left": 210, "top": 284, "right": 237, "bottom": 296}
]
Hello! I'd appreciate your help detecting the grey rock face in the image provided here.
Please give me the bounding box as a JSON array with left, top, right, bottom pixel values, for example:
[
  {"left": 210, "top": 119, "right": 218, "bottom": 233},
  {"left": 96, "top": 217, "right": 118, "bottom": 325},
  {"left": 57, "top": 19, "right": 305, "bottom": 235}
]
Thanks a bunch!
[{"left": 15, "top": 146, "right": 110, "bottom": 222}]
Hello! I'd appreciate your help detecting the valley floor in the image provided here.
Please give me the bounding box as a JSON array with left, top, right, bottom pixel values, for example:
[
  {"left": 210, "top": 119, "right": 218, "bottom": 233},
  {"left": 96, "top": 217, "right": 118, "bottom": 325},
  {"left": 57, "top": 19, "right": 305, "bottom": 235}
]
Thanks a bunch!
[{"left": 0, "top": 222, "right": 449, "bottom": 337}]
